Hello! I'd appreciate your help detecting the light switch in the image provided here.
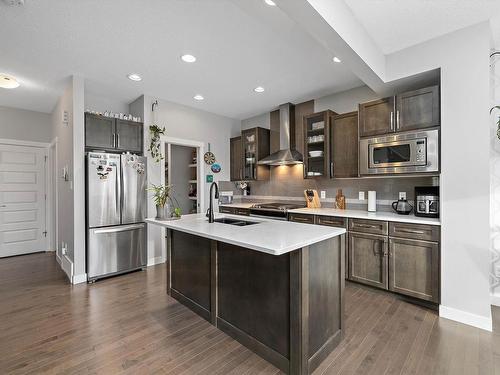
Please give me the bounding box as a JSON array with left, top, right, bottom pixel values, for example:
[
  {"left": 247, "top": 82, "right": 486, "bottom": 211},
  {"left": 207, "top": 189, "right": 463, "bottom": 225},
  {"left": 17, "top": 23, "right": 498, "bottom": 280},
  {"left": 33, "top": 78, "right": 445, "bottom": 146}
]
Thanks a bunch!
[
  {"left": 359, "top": 191, "right": 365, "bottom": 200},
  {"left": 320, "top": 190, "right": 326, "bottom": 199},
  {"left": 399, "top": 192, "right": 407, "bottom": 200}
]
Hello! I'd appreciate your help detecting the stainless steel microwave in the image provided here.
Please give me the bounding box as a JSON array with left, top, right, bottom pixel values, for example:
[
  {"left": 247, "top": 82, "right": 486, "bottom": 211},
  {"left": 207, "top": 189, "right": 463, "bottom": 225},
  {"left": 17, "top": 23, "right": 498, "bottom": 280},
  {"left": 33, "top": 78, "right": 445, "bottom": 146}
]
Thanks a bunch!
[{"left": 359, "top": 128, "right": 439, "bottom": 175}]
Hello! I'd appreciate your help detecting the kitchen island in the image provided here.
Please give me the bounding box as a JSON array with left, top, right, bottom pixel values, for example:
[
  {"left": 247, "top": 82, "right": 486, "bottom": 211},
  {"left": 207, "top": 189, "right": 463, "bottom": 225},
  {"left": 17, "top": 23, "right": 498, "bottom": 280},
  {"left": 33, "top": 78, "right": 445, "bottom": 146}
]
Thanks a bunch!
[{"left": 146, "top": 213, "right": 346, "bottom": 375}]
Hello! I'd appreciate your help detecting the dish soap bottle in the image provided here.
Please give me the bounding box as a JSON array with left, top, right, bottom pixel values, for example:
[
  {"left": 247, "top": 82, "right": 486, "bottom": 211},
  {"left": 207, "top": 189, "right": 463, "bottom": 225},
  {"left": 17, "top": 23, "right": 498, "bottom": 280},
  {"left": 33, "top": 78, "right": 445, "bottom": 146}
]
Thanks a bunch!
[{"left": 336, "top": 189, "right": 346, "bottom": 210}]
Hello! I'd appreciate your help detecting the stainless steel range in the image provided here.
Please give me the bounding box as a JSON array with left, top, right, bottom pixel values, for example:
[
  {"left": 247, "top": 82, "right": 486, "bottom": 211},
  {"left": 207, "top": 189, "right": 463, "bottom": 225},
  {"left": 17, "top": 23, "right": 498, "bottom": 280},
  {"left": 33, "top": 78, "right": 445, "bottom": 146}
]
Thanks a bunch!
[{"left": 250, "top": 202, "right": 306, "bottom": 220}]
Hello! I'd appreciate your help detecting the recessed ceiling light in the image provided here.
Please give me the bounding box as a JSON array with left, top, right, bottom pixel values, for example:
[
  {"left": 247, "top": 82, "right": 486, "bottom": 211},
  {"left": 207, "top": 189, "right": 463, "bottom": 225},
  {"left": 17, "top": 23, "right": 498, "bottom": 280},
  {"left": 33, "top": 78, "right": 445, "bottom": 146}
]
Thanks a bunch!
[
  {"left": 127, "top": 73, "right": 142, "bottom": 81},
  {"left": 194, "top": 94, "right": 204, "bottom": 101},
  {"left": 181, "top": 54, "right": 197, "bottom": 63},
  {"left": 0, "top": 74, "right": 20, "bottom": 89},
  {"left": 264, "top": 0, "right": 276, "bottom": 6},
  {"left": 254, "top": 86, "right": 265, "bottom": 93},
  {"left": 333, "top": 57, "right": 341, "bottom": 63}
]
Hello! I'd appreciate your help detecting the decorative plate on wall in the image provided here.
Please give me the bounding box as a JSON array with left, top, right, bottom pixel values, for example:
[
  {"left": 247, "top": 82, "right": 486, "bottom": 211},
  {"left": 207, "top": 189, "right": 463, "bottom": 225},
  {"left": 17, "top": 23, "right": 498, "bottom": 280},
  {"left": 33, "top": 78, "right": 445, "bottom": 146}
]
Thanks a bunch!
[{"left": 211, "top": 163, "right": 221, "bottom": 173}]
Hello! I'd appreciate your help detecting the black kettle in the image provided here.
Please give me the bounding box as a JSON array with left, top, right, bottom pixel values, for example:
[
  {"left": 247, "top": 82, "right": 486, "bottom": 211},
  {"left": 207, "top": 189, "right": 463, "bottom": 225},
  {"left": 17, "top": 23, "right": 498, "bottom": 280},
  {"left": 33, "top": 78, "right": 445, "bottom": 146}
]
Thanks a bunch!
[{"left": 392, "top": 199, "right": 413, "bottom": 215}]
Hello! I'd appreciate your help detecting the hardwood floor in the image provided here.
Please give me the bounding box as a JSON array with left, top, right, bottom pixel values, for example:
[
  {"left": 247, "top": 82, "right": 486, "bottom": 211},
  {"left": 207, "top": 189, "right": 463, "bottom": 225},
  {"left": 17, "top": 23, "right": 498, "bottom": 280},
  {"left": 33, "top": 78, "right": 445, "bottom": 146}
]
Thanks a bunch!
[{"left": 1, "top": 252, "right": 499, "bottom": 375}]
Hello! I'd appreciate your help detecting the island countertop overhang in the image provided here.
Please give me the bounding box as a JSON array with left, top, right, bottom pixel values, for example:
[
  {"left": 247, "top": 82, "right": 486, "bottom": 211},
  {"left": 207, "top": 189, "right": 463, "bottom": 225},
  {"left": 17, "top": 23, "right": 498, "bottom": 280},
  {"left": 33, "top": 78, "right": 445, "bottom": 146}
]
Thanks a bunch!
[{"left": 146, "top": 213, "right": 346, "bottom": 256}]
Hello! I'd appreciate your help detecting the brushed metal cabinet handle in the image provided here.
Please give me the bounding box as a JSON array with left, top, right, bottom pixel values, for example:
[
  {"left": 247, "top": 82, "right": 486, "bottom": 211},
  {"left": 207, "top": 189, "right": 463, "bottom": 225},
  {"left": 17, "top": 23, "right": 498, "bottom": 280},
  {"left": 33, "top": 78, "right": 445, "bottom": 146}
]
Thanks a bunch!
[
  {"left": 116, "top": 133, "right": 120, "bottom": 148},
  {"left": 397, "top": 228, "right": 426, "bottom": 235},
  {"left": 396, "top": 110, "right": 400, "bottom": 130},
  {"left": 390, "top": 111, "right": 394, "bottom": 131}
]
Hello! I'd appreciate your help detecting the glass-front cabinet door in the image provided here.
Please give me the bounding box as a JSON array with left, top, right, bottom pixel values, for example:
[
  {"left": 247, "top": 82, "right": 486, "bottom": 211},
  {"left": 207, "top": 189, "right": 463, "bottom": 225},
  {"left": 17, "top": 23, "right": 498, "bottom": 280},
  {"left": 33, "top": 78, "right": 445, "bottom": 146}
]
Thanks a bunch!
[
  {"left": 242, "top": 128, "right": 257, "bottom": 180},
  {"left": 240, "top": 127, "right": 270, "bottom": 181},
  {"left": 303, "top": 111, "right": 335, "bottom": 178}
]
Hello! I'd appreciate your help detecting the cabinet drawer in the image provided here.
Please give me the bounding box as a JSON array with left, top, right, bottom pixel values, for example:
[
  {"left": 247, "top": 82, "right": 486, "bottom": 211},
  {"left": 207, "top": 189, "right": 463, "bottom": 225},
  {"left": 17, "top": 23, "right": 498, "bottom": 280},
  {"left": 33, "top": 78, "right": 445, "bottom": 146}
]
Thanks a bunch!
[
  {"left": 288, "top": 213, "right": 315, "bottom": 224},
  {"left": 316, "top": 215, "right": 347, "bottom": 228},
  {"left": 349, "top": 219, "right": 388, "bottom": 235},
  {"left": 219, "top": 206, "right": 236, "bottom": 214},
  {"left": 235, "top": 208, "right": 250, "bottom": 216},
  {"left": 389, "top": 222, "right": 440, "bottom": 242}
]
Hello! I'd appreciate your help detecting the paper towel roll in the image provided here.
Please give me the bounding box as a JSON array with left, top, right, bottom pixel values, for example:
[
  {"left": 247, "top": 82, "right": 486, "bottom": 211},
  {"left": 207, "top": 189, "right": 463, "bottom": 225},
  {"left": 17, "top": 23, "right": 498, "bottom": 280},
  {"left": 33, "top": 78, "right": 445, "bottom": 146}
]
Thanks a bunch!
[{"left": 368, "top": 191, "right": 377, "bottom": 212}]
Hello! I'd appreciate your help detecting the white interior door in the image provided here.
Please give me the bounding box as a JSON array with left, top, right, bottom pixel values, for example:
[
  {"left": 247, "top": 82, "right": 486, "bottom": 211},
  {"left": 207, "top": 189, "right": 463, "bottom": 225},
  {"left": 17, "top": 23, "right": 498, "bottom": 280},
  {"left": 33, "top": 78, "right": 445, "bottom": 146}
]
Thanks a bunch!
[{"left": 0, "top": 143, "right": 47, "bottom": 257}]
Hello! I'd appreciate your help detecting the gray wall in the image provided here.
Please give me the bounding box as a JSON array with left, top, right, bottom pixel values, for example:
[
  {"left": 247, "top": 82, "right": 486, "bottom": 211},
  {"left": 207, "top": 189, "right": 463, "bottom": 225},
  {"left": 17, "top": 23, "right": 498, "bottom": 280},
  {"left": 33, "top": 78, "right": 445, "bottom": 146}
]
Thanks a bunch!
[
  {"left": 50, "top": 79, "right": 75, "bottom": 262},
  {"left": 0, "top": 106, "right": 52, "bottom": 142},
  {"left": 314, "top": 85, "right": 378, "bottom": 113}
]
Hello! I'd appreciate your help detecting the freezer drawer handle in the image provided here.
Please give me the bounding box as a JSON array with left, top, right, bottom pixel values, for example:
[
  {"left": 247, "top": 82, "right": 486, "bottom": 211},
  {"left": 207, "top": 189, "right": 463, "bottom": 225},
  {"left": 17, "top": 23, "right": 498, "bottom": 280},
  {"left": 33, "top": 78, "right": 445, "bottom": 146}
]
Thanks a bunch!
[{"left": 93, "top": 224, "right": 144, "bottom": 234}]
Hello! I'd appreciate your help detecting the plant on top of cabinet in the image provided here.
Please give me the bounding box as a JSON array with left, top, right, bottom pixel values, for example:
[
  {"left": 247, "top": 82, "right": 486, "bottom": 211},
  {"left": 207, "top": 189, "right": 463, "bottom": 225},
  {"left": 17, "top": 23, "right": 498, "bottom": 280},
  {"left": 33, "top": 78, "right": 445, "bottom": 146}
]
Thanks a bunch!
[
  {"left": 303, "top": 110, "right": 337, "bottom": 178},
  {"left": 359, "top": 85, "right": 440, "bottom": 138},
  {"left": 148, "top": 124, "right": 165, "bottom": 162}
]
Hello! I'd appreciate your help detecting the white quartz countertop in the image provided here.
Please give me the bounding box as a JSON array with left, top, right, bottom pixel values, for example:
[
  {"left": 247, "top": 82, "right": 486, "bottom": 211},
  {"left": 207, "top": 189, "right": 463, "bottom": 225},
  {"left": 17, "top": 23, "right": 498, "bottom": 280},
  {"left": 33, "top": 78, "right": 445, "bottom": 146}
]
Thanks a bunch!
[
  {"left": 146, "top": 213, "right": 346, "bottom": 256},
  {"left": 288, "top": 207, "right": 441, "bottom": 226}
]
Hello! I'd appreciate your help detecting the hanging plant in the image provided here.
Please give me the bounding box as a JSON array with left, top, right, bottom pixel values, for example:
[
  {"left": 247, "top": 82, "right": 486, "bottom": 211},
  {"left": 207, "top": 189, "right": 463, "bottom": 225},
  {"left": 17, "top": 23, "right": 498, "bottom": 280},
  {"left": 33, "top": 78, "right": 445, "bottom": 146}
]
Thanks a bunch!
[
  {"left": 148, "top": 124, "right": 166, "bottom": 162},
  {"left": 491, "top": 106, "right": 500, "bottom": 140}
]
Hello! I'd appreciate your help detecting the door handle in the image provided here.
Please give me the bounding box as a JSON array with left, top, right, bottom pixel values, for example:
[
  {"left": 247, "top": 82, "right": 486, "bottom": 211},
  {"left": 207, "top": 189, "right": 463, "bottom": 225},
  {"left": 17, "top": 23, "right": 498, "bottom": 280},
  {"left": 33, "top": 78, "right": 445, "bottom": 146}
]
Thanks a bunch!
[
  {"left": 0, "top": 204, "right": 6, "bottom": 207},
  {"left": 93, "top": 224, "right": 144, "bottom": 234}
]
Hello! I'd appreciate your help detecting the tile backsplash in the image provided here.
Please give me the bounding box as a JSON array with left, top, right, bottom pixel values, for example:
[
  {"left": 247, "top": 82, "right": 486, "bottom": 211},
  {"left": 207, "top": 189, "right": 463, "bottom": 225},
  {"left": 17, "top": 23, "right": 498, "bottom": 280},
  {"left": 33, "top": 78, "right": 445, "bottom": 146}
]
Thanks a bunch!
[{"left": 219, "top": 164, "right": 438, "bottom": 209}]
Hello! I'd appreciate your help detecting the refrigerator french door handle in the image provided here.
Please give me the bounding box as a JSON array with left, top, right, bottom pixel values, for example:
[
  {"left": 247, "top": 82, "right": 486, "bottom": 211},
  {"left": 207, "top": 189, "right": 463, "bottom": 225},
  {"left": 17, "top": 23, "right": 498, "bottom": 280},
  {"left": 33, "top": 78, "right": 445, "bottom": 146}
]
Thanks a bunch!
[
  {"left": 116, "top": 161, "right": 122, "bottom": 223},
  {"left": 93, "top": 224, "right": 144, "bottom": 234}
]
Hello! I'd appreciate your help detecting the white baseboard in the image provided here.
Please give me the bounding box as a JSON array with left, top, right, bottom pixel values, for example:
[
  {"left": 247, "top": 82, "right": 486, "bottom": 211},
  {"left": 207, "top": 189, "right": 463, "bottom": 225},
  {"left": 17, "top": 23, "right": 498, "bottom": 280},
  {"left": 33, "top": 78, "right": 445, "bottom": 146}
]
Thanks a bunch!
[
  {"left": 147, "top": 256, "right": 166, "bottom": 267},
  {"left": 439, "top": 305, "right": 492, "bottom": 332},
  {"left": 55, "top": 252, "right": 61, "bottom": 265},
  {"left": 61, "top": 254, "right": 73, "bottom": 282},
  {"left": 72, "top": 273, "right": 87, "bottom": 284},
  {"left": 491, "top": 292, "right": 500, "bottom": 307}
]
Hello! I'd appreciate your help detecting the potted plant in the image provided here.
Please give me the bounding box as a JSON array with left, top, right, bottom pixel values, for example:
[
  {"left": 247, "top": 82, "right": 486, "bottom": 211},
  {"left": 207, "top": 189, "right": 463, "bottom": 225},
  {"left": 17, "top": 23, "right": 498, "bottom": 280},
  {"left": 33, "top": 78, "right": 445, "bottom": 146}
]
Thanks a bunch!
[
  {"left": 148, "top": 124, "right": 166, "bottom": 162},
  {"left": 148, "top": 184, "right": 172, "bottom": 219},
  {"left": 492, "top": 106, "right": 500, "bottom": 140}
]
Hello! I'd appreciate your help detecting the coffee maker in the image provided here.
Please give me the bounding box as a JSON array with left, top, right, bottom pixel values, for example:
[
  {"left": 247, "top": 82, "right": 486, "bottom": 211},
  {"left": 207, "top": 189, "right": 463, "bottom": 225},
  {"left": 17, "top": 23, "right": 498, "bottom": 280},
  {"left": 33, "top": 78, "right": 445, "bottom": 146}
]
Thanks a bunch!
[{"left": 414, "top": 186, "right": 439, "bottom": 218}]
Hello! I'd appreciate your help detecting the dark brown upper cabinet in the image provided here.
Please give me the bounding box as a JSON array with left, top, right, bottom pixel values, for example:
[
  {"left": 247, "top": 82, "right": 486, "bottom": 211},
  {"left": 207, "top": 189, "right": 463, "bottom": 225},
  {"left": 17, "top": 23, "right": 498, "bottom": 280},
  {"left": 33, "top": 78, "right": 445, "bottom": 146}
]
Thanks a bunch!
[
  {"left": 229, "top": 136, "right": 242, "bottom": 181},
  {"left": 85, "top": 113, "right": 116, "bottom": 150},
  {"left": 303, "top": 110, "right": 336, "bottom": 179},
  {"left": 358, "top": 97, "right": 395, "bottom": 137},
  {"left": 85, "top": 113, "right": 143, "bottom": 154},
  {"left": 241, "top": 127, "right": 270, "bottom": 181},
  {"left": 359, "top": 85, "right": 440, "bottom": 138},
  {"left": 396, "top": 85, "right": 440, "bottom": 132},
  {"left": 115, "top": 119, "right": 143, "bottom": 153},
  {"left": 330, "top": 111, "right": 358, "bottom": 178}
]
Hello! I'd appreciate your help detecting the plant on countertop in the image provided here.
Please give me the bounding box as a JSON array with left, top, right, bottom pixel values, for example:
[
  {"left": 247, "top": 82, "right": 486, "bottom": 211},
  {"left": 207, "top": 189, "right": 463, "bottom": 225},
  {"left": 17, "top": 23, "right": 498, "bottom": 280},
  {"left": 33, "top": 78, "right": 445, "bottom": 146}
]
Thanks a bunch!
[
  {"left": 492, "top": 106, "right": 500, "bottom": 140},
  {"left": 148, "top": 183, "right": 172, "bottom": 208},
  {"left": 148, "top": 124, "right": 166, "bottom": 162},
  {"left": 147, "top": 184, "right": 183, "bottom": 219}
]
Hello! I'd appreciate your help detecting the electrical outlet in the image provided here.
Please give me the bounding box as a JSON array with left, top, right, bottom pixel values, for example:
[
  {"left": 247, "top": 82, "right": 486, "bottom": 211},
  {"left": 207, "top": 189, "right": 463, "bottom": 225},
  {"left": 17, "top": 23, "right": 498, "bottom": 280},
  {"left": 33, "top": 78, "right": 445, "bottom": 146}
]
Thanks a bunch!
[
  {"left": 61, "top": 242, "right": 67, "bottom": 255},
  {"left": 359, "top": 191, "right": 365, "bottom": 200},
  {"left": 399, "top": 192, "right": 407, "bottom": 200},
  {"left": 320, "top": 190, "right": 326, "bottom": 199}
]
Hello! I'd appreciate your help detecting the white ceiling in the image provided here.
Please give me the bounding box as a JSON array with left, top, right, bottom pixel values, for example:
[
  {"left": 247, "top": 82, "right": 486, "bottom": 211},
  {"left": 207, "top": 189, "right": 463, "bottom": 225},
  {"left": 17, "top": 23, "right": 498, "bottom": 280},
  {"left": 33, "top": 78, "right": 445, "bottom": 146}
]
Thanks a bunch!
[
  {"left": 0, "top": 0, "right": 363, "bottom": 119},
  {"left": 343, "top": 0, "right": 500, "bottom": 54}
]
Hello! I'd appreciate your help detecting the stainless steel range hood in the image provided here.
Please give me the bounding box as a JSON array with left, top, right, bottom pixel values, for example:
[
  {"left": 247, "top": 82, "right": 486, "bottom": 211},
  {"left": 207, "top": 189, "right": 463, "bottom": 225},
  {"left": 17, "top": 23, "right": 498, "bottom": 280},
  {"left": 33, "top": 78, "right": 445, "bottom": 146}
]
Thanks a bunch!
[{"left": 258, "top": 103, "right": 303, "bottom": 165}]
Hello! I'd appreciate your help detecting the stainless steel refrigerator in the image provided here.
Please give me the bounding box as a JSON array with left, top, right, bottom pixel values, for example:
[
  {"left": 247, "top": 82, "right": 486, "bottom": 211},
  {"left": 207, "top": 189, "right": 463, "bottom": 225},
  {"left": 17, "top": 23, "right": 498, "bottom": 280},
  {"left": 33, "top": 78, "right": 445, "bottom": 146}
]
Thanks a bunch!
[{"left": 86, "top": 152, "right": 147, "bottom": 281}]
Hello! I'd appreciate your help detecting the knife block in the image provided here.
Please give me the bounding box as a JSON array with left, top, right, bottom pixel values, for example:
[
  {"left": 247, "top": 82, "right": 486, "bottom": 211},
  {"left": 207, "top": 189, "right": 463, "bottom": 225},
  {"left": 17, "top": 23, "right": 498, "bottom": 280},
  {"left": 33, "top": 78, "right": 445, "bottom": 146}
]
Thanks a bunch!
[{"left": 304, "top": 189, "right": 321, "bottom": 208}]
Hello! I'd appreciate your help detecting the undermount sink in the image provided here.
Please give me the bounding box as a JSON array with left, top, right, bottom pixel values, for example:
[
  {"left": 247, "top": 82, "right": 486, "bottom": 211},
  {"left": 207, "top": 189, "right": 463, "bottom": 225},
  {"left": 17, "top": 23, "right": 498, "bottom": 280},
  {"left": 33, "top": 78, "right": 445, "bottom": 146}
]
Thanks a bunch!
[{"left": 213, "top": 218, "right": 259, "bottom": 226}]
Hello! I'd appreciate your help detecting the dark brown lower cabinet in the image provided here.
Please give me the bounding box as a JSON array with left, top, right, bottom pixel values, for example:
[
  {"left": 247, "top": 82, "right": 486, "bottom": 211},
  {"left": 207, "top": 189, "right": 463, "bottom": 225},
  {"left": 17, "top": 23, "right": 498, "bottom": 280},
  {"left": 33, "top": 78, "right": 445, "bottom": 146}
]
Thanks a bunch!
[
  {"left": 388, "top": 238, "right": 439, "bottom": 303},
  {"left": 348, "top": 232, "right": 388, "bottom": 289}
]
